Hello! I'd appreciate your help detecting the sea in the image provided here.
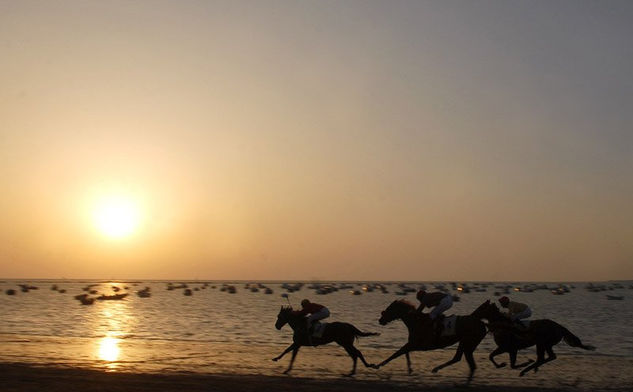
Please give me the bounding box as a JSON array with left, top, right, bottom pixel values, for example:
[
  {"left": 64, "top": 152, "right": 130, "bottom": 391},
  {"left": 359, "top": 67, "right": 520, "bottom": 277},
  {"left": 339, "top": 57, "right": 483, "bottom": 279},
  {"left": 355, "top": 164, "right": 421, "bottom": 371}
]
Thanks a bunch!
[{"left": 1, "top": 279, "right": 632, "bottom": 382}]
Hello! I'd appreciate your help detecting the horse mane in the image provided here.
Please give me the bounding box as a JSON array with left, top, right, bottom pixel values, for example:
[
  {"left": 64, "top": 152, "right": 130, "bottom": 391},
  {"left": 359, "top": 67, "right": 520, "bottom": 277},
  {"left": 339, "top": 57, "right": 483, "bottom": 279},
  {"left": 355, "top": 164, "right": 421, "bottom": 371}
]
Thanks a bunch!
[
  {"left": 396, "top": 299, "right": 416, "bottom": 311},
  {"left": 281, "top": 306, "right": 293, "bottom": 312}
]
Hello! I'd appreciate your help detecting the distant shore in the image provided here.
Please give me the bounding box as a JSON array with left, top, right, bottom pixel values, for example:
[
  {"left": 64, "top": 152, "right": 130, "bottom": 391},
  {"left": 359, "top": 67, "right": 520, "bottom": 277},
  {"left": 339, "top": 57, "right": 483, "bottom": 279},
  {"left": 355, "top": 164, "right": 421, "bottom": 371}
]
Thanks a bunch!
[{"left": 2, "top": 359, "right": 632, "bottom": 392}]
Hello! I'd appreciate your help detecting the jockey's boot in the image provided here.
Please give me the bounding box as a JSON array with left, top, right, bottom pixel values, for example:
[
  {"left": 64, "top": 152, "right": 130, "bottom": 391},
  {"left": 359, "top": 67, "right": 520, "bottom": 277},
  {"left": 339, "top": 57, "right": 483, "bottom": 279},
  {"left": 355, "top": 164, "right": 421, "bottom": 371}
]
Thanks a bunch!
[
  {"left": 434, "top": 318, "right": 444, "bottom": 340},
  {"left": 306, "top": 321, "right": 313, "bottom": 345},
  {"left": 514, "top": 320, "right": 528, "bottom": 331}
]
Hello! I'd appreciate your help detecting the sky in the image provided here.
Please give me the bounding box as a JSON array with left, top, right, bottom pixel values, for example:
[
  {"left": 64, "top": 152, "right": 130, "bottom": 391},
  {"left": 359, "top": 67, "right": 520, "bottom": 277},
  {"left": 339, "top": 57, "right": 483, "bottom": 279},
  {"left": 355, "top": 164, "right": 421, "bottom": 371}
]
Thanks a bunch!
[{"left": 1, "top": 1, "right": 632, "bottom": 281}]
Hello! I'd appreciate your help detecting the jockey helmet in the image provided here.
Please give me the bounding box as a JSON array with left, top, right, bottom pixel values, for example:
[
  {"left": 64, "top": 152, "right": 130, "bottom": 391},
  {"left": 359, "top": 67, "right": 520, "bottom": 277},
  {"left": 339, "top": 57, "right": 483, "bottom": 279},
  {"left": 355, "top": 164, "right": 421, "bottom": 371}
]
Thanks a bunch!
[
  {"left": 416, "top": 290, "right": 426, "bottom": 300},
  {"left": 301, "top": 299, "right": 310, "bottom": 307},
  {"left": 499, "top": 296, "right": 510, "bottom": 306}
]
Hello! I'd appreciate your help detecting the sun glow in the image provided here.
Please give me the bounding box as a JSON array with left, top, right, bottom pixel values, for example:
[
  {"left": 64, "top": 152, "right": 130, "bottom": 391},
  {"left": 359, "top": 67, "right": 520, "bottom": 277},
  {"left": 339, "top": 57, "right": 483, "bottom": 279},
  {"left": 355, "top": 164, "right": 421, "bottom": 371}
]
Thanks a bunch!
[
  {"left": 98, "top": 336, "right": 121, "bottom": 362},
  {"left": 93, "top": 195, "right": 141, "bottom": 239}
]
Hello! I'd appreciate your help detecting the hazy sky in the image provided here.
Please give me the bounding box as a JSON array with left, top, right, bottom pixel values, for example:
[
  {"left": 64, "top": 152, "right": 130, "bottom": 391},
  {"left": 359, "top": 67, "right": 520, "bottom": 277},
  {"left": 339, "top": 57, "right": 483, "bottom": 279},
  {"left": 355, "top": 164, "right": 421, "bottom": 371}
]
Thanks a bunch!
[{"left": 1, "top": 1, "right": 632, "bottom": 281}]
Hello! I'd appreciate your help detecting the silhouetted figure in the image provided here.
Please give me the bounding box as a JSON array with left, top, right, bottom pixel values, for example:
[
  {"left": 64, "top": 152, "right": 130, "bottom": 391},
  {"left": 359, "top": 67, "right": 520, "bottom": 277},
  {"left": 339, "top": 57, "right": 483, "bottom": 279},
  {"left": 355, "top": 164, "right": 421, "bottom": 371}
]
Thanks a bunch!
[
  {"left": 473, "top": 300, "right": 595, "bottom": 375},
  {"left": 372, "top": 299, "right": 487, "bottom": 383},
  {"left": 294, "top": 299, "right": 330, "bottom": 342},
  {"left": 416, "top": 290, "right": 454, "bottom": 344},
  {"left": 499, "top": 296, "right": 531, "bottom": 329},
  {"left": 416, "top": 290, "right": 453, "bottom": 319},
  {"left": 273, "top": 306, "right": 379, "bottom": 376}
]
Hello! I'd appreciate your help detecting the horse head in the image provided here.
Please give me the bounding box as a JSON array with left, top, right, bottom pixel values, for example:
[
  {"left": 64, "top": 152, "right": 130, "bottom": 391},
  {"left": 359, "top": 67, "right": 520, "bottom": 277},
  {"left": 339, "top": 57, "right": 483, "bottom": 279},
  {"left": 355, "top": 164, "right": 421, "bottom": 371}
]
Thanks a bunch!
[
  {"left": 275, "top": 306, "right": 293, "bottom": 330},
  {"left": 379, "top": 300, "right": 416, "bottom": 325},
  {"left": 471, "top": 299, "right": 503, "bottom": 321}
]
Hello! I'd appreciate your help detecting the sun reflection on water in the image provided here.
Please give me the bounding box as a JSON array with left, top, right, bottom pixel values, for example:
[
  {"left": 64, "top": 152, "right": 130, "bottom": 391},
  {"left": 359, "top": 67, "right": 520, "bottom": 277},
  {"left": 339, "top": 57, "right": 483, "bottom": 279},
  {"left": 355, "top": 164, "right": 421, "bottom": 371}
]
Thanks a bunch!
[
  {"left": 98, "top": 336, "right": 120, "bottom": 361},
  {"left": 91, "top": 286, "right": 137, "bottom": 370}
]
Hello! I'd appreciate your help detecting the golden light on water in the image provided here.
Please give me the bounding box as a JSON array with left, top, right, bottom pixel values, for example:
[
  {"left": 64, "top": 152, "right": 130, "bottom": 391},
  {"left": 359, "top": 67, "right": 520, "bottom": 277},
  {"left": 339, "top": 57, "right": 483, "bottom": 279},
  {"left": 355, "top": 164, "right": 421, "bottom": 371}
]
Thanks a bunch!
[
  {"left": 92, "top": 292, "right": 137, "bottom": 370},
  {"left": 98, "top": 336, "right": 120, "bottom": 362}
]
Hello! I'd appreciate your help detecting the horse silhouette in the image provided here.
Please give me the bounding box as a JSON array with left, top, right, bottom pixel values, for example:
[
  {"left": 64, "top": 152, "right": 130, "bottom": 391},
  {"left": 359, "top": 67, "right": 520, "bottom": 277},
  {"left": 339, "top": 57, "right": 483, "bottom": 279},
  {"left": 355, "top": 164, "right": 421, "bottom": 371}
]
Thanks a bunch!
[
  {"left": 472, "top": 300, "right": 595, "bottom": 376},
  {"left": 371, "top": 299, "right": 487, "bottom": 383},
  {"left": 273, "top": 306, "right": 379, "bottom": 376}
]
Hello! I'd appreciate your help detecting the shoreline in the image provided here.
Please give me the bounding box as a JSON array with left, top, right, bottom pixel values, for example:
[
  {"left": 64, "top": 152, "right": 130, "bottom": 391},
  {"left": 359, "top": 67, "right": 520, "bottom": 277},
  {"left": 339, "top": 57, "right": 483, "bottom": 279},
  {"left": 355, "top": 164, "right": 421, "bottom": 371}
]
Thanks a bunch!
[{"left": 0, "top": 362, "right": 609, "bottom": 392}]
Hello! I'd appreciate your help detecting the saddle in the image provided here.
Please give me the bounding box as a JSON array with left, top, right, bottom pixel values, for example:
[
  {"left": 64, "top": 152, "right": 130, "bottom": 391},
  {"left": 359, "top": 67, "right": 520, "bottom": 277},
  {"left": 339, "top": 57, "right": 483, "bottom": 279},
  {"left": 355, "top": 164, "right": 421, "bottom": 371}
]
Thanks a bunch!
[{"left": 305, "top": 321, "right": 327, "bottom": 339}]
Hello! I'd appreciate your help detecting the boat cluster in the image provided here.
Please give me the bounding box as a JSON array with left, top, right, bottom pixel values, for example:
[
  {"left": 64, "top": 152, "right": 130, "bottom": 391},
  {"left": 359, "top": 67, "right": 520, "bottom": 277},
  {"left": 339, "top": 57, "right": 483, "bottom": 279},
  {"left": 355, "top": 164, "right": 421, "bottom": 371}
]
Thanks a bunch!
[
  {"left": 73, "top": 283, "right": 131, "bottom": 305},
  {"left": 166, "top": 282, "right": 212, "bottom": 296}
]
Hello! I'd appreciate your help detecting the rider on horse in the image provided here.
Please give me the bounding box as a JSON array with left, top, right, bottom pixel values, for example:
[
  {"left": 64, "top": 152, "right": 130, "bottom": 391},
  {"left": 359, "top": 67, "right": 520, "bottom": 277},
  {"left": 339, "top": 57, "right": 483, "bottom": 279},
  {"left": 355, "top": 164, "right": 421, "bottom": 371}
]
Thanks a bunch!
[
  {"left": 416, "top": 290, "right": 453, "bottom": 319},
  {"left": 499, "top": 296, "right": 532, "bottom": 329},
  {"left": 416, "top": 290, "right": 453, "bottom": 343},
  {"left": 294, "top": 299, "right": 330, "bottom": 341}
]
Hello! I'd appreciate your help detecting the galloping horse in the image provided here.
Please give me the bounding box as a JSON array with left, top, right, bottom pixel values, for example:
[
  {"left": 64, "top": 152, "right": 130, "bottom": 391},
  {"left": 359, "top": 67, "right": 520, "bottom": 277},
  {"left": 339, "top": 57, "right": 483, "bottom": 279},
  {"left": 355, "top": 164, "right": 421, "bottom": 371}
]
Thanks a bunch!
[
  {"left": 472, "top": 300, "right": 595, "bottom": 376},
  {"left": 371, "top": 300, "right": 487, "bottom": 383},
  {"left": 273, "top": 306, "right": 379, "bottom": 376}
]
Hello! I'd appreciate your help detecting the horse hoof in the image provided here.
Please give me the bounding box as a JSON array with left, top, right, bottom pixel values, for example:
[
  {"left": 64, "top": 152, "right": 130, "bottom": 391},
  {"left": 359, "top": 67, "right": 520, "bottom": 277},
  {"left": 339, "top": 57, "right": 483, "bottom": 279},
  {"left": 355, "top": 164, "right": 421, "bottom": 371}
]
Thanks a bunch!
[
  {"left": 272, "top": 358, "right": 279, "bottom": 362},
  {"left": 431, "top": 367, "right": 439, "bottom": 374},
  {"left": 407, "top": 369, "right": 413, "bottom": 376},
  {"left": 496, "top": 363, "right": 507, "bottom": 368}
]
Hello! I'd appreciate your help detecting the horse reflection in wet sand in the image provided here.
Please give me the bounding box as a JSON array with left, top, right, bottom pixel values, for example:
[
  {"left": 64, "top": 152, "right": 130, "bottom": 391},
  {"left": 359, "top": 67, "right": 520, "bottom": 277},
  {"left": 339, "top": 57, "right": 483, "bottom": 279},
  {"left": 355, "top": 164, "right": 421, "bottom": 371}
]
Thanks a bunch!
[
  {"left": 273, "top": 306, "right": 379, "bottom": 376},
  {"left": 473, "top": 300, "right": 596, "bottom": 376},
  {"left": 372, "top": 300, "right": 487, "bottom": 383}
]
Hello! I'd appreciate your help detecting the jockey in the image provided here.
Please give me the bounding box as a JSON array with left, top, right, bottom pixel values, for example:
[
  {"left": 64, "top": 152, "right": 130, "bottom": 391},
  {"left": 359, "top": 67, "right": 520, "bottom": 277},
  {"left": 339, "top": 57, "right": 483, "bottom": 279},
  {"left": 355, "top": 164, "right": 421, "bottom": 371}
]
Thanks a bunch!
[
  {"left": 416, "top": 290, "right": 453, "bottom": 320},
  {"left": 499, "top": 296, "right": 532, "bottom": 326},
  {"left": 294, "top": 299, "right": 330, "bottom": 333}
]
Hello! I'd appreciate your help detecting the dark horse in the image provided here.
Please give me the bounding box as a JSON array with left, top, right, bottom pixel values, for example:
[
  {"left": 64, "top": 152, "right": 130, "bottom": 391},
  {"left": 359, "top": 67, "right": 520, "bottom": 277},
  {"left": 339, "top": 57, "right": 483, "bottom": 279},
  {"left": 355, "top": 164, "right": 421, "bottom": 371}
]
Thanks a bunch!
[
  {"left": 273, "top": 306, "right": 379, "bottom": 376},
  {"left": 371, "top": 300, "right": 487, "bottom": 383},
  {"left": 472, "top": 300, "right": 595, "bottom": 376}
]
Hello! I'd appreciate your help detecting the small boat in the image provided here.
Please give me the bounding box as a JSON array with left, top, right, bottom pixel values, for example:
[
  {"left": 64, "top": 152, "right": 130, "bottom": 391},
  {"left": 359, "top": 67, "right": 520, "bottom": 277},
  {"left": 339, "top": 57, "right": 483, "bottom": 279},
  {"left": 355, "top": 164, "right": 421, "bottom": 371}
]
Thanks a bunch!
[
  {"left": 97, "top": 293, "right": 129, "bottom": 301},
  {"left": 74, "top": 293, "right": 95, "bottom": 305},
  {"left": 606, "top": 295, "right": 624, "bottom": 300},
  {"left": 184, "top": 289, "right": 193, "bottom": 296},
  {"left": 264, "top": 287, "right": 273, "bottom": 294},
  {"left": 80, "top": 297, "right": 95, "bottom": 305},
  {"left": 349, "top": 290, "right": 362, "bottom": 295},
  {"left": 6, "top": 289, "right": 16, "bottom": 295},
  {"left": 137, "top": 287, "right": 151, "bottom": 298}
]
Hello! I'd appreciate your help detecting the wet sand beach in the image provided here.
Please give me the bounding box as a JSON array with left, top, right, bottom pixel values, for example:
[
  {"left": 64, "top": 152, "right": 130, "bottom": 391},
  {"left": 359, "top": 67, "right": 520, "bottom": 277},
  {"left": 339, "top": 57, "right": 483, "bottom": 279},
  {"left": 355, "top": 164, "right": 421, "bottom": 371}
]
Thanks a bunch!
[
  {"left": 2, "top": 353, "right": 632, "bottom": 392},
  {"left": 0, "top": 362, "right": 614, "bottom": 392}
]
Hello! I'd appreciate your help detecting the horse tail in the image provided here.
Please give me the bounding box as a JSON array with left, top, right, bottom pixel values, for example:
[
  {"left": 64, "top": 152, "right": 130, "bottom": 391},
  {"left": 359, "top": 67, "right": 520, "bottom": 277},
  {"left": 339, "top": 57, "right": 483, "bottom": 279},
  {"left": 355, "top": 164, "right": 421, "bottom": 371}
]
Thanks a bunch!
[
  {"left": 350, "top": 325, "right": 380, "bottom": 338},
  {"left": 562, "top": 327, "right": 595, "bottom": 351}
]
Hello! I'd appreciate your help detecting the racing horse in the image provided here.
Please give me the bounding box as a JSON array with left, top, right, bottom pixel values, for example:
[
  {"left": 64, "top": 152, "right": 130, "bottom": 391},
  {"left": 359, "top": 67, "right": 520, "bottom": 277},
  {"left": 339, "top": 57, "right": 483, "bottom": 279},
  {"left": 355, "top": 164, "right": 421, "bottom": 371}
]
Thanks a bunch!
[
  {"left": 471, "top": 300, "right": 595, "bottom": 376},
  {"left": 273, "top": 306, "right": 379, "bottom": 376},
  {"left": 372, "top": 299, "right": 487, "bottom": 383}
]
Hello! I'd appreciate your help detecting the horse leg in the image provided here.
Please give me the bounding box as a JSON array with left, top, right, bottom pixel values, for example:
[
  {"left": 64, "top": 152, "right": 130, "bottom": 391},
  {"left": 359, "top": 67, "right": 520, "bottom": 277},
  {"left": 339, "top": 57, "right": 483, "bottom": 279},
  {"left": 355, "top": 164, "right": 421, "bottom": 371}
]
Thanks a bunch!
[
  {"left": 520, "top": 344, "right": 545, "bottom": 376},
  {"left": 406, "top": 352, "right": 413, "bottom": 375},
  {"left": 510, "top": 350, "right": 534, "bottom": 369},
  {"left": 372, "top": 343, "right": 412, "bottom": 369},
  {"left": 489, "top": 347, "right": 507, "bottom": 368},
  {"left": 432, "top": 343, "right": 463, "bottom": 373},
  {"left": 350, "top": 345, "right": 372, "bottom": 368},
  {"left": 273, "top": 343, "right": 297, "bottom": 362},
  {"left": 542, "top": 346, "right": 557, "bottom": 365},
  {"left": 283, "top": 346, "right": 301, "bottom": 374},
  {"left": 464, "top": 349, "right": 476, "bottom": 384},
  {"left": 341, "top": 344, "right": 359, "bottom": 376}
]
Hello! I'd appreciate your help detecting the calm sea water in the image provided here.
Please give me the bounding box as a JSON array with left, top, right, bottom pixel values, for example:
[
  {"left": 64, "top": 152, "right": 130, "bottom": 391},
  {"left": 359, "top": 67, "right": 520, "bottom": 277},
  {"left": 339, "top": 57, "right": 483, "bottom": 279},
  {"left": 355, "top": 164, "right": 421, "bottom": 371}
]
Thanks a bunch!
[{"left": 0, "top": 280, "right": 631, "bottom": 378}]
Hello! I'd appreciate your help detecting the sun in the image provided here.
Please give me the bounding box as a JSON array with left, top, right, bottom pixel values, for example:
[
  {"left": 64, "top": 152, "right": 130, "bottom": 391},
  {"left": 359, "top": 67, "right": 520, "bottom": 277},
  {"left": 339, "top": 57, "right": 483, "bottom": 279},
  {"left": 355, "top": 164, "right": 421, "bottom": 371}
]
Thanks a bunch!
[{"left": 93, "top": 195, "right": 141, "bottom": 239}]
